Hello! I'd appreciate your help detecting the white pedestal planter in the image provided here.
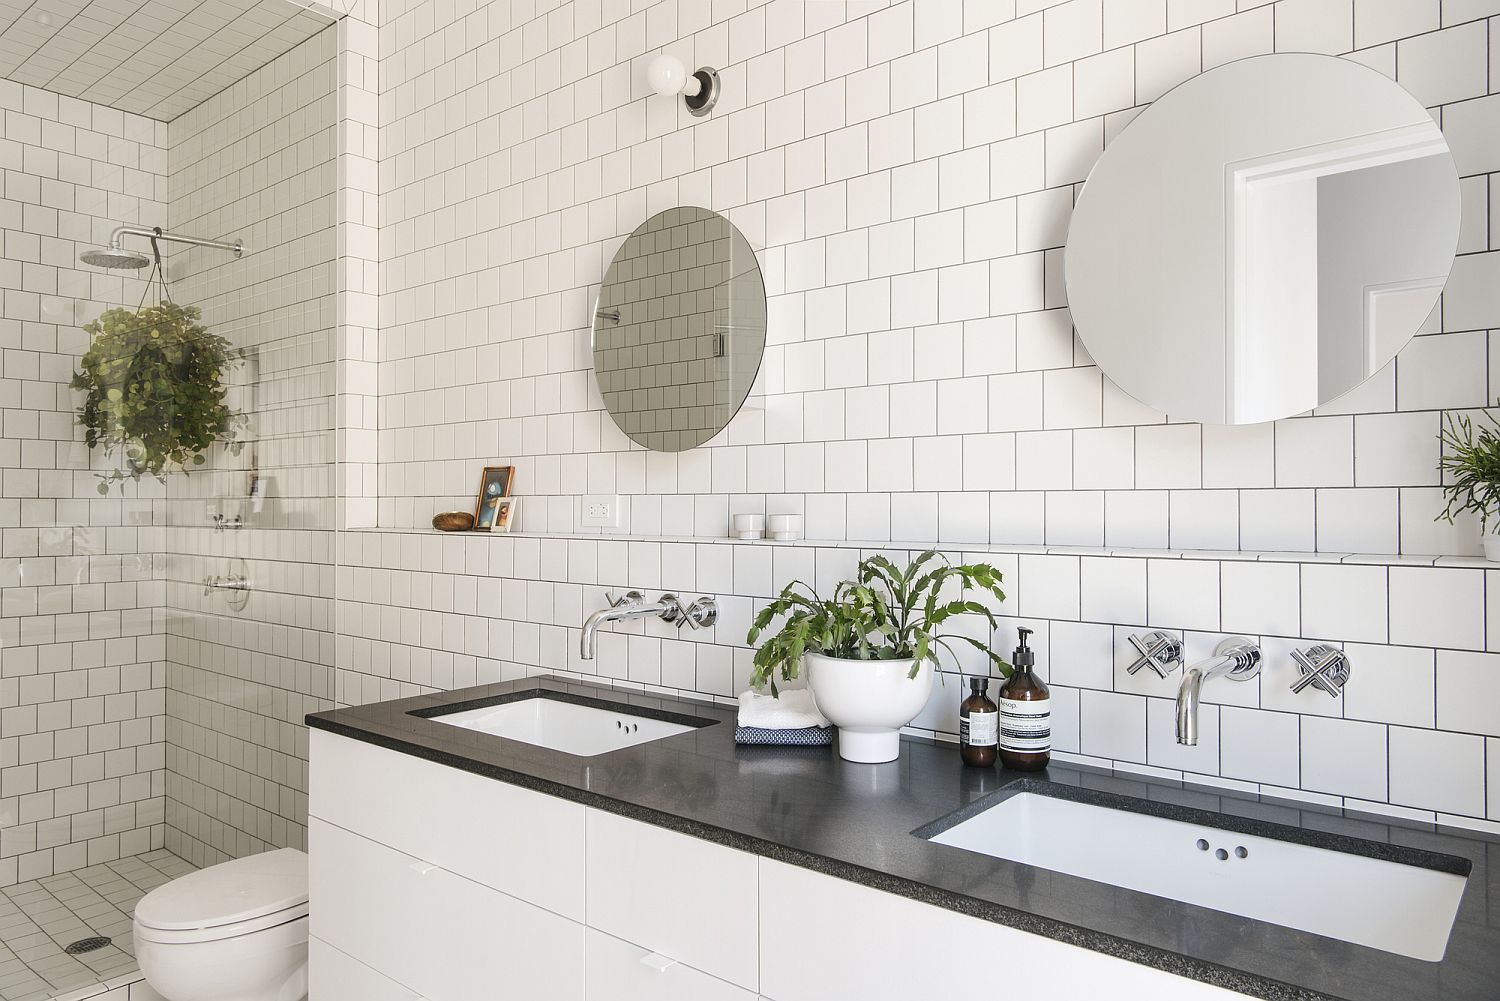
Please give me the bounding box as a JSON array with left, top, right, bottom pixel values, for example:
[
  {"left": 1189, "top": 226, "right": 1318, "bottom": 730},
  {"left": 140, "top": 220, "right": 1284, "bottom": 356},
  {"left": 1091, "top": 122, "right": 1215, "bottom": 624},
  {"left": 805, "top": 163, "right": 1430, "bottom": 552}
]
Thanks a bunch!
[
  {"left": 805, "top": 653, "right": 934, "bottom": 763},
  {"left": 1485, "top": 524, "right": 1500, "bottom": 562}
]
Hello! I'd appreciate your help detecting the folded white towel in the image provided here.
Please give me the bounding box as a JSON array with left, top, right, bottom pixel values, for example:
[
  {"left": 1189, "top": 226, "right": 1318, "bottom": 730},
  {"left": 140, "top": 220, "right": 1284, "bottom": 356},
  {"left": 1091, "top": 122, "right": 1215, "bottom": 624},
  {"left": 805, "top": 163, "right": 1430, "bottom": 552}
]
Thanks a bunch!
[{"left": 737, "top": 688, "right": 829, "bottom": 730}]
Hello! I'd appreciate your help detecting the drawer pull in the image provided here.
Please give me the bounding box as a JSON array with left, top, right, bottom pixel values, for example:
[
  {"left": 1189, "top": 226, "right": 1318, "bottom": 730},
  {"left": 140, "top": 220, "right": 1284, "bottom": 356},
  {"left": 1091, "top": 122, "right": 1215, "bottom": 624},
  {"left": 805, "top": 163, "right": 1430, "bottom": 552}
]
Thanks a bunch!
[
  {"left": 639, "top": 952, "right": 679, "bottom": 973},
  {"left": 408, "top": 860, "right": 440, "bottom": 876}
]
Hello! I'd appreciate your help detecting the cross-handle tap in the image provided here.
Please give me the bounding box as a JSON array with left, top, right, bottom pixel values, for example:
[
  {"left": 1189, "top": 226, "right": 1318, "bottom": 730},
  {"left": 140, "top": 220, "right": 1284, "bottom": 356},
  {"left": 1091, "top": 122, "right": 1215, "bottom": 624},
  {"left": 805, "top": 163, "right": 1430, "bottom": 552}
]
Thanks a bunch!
[
  {"left": 1127, "top": 630, "right": 1183, "bottom": 678},
  {"left": 1176, "top": 637, "right": 1261, "bottom": 746},
  {"left": 1290, "top": 644, "right": 1352, "bottom": 698},
  {"left": 580, "top": 591, "right": 719, "bottom": 659}
]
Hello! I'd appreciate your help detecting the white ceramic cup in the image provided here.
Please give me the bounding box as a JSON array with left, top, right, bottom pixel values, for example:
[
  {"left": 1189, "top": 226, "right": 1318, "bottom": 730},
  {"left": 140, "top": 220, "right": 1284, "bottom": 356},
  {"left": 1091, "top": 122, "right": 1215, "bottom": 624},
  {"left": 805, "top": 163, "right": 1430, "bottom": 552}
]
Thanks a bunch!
[
  {"left": 733, "top": 513, "right": 765, "bottom": 540},
  {"left": 766, "top": 514, "right": 801, "bottom": 540}
]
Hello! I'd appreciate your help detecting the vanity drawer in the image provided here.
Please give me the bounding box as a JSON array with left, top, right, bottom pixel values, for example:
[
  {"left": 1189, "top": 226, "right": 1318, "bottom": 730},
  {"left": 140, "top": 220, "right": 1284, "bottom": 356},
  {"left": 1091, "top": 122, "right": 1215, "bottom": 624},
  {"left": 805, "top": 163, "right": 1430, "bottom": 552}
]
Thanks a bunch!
[
  {"left": 310, "top": 935, "right": 421, "bottom": 1001},
  {"left": 585, "top": 927, "right": 757, "bottom": 1001},
  {"left": 310, "top": 817, "right": 584, "bottom": 1001},
  {"left": 759, "top": 859, "right": 1247, "bottom": 1001},
  {"left": 310, "top": 728, "right": 585, "bottom": 920},
  {"left": 585, "top": 809, "right": 759, "bottom": 992}
]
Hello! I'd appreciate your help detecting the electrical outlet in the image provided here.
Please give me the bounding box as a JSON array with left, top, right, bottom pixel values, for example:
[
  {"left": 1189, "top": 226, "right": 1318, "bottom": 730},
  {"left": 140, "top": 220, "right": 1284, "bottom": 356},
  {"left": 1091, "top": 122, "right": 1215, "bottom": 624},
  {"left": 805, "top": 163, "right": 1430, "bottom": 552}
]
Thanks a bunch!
[{"left": 582, "top": 494, "right": 622, "bottom": 528}]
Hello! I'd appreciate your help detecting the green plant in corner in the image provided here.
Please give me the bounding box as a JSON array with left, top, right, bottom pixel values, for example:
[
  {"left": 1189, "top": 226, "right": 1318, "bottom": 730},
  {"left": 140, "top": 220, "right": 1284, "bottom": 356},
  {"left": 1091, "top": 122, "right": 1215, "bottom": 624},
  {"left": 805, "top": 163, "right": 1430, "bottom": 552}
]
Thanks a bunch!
[
  {"left": 746, "top": 550, "right": 1010, "bottom": 693},
  {"left": 72, "top": 300, "right": 247, "bottom": 493},
  {"left": 1437, "top": 407, "right": 1500, "bottom": 530}
]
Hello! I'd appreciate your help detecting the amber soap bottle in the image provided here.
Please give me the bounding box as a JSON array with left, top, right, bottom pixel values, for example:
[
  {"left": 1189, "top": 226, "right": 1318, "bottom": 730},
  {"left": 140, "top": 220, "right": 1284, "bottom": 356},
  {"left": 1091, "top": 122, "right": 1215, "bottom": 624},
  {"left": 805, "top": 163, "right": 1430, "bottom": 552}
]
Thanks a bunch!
[
  {"left": 998, "top": 627, "right": 1051, "bottom": 770},
  {"left": 959, "top": 677, "right": 999, "bottom": 767}
]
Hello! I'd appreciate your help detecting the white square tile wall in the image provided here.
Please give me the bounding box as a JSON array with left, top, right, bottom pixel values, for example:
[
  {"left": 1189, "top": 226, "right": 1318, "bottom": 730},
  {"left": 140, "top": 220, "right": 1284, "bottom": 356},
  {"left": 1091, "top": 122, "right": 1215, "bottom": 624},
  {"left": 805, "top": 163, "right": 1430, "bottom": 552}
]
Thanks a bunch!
[
  {"left": 159, "top": 25, "right": 344, "bottom": 868},
  {"left": 0, "top": 78, "right": 170, "bottom": 888},
  {"left": 343, "top": 0, "right": 1500, "bottom": 832},
  {"left": 375, "top": 0, "right": 1499, "bottom": 558}
]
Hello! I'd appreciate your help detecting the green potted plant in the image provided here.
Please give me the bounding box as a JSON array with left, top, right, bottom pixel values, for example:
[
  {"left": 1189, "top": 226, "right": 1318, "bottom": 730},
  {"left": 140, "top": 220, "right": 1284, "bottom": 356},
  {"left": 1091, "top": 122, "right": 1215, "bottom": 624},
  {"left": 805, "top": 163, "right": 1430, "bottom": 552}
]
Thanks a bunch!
[
  {"left": 72, "top": 300, "right": 247, "bottom": 493},
  {"left": 747, "top": 551, "right": 1009, "bottom": 763},
  {"left": 1438, "top": 408, "right": 1500, "bottom": 560}
]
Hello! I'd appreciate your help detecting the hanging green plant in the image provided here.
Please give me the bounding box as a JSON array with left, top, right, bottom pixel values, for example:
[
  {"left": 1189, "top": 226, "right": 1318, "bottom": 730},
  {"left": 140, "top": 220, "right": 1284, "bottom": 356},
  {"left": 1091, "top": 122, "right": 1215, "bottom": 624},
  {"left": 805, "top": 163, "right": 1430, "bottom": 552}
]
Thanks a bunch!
[{"left": 72, "top": 300, "right": 247, "bottom": 494}]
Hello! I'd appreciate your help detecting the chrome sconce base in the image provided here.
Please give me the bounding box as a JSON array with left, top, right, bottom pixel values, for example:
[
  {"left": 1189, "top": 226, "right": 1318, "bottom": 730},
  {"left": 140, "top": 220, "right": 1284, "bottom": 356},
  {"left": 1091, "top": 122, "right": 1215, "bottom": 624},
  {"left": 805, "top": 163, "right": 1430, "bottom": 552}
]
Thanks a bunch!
[{"left": 683, "top": 67, "right": 721, "bottom": 116}]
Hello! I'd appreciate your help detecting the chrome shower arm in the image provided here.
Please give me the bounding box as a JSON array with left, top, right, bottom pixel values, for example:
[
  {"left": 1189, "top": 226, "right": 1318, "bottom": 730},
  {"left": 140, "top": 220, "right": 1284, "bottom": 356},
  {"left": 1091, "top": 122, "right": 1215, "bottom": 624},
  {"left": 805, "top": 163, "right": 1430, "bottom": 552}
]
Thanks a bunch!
[{"left": 107, "top": 225, "right": 245, "bottom": 258}]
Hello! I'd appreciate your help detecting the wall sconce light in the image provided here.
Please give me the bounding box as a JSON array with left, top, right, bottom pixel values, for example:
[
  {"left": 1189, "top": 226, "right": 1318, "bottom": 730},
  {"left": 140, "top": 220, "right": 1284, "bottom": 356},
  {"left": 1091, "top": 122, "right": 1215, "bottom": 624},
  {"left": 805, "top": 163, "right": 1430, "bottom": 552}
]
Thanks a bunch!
[{"left": 647, "top": 54, "right": 721, "bottom": 117}]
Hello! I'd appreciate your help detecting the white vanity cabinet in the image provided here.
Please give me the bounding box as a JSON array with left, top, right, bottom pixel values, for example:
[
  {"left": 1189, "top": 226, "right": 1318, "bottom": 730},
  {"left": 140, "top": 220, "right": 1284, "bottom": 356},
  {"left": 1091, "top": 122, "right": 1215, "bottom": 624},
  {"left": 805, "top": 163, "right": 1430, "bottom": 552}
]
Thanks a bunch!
[
  {"left": 759, "top": 859, "right": 1246, "bottom": 1001},
  {"left": 585, "top": 928, "right": 758, "bottom": 1001},
  {"left": 585, "top": 809, "right": 759, "bottom": 991},
  {"left": 311, "top": 816, "right": 584, "bottom": 1000},
  {"left": 310, "top": 936, "right": 422, "bottom": 1001},
  {"left": 309, "top": 729, "right": 1246, "bottom": 1001}
]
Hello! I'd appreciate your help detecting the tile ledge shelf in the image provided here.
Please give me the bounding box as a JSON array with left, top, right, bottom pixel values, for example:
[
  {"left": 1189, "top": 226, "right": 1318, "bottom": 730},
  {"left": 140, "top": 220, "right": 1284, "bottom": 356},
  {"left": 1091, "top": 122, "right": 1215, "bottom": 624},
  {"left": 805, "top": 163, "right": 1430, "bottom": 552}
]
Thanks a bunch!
[{"left": 344, "top": 526, "right": 1497, "bottom": 571}]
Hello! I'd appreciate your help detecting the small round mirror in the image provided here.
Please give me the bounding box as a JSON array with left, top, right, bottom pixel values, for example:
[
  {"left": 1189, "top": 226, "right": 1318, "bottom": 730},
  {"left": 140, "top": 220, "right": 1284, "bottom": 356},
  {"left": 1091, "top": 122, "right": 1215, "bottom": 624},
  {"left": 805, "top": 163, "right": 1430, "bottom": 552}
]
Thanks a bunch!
[
  {"left": 593, "top": 207, "right": 767, "bottom": 452},
  {"left": 1065, "top": 53, "right": 1461, "bottom": 425}
]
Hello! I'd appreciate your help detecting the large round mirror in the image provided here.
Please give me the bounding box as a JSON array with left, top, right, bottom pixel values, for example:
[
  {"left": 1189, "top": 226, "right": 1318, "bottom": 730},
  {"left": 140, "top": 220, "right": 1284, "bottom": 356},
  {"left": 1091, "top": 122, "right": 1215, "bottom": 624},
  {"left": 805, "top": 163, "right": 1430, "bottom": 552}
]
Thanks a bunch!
[
  {"left": 593, "top": 207, "right": 767, "bottom": 452},
  {"left": 1065, "top": 54, "right": 1461, "bottom": 425}
]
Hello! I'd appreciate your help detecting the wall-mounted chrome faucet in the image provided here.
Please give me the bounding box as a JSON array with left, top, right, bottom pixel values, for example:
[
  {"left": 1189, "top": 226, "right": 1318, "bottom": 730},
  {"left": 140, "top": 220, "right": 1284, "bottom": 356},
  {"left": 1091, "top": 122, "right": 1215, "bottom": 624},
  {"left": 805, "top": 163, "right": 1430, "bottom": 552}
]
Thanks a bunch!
[
  {"left": 1176, "top": 637, "right": 1260, "bottom": 746},
  {"left": 580, "top": 590, "right": 718, "bottom": 660}
]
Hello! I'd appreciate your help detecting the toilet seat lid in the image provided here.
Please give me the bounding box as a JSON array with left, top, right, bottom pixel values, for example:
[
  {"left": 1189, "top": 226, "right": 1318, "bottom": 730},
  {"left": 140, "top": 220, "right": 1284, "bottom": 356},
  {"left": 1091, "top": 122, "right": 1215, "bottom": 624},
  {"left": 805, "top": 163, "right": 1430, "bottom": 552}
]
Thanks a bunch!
[{"left": 135, "top": 848, "right": 308, "bottom": 932}]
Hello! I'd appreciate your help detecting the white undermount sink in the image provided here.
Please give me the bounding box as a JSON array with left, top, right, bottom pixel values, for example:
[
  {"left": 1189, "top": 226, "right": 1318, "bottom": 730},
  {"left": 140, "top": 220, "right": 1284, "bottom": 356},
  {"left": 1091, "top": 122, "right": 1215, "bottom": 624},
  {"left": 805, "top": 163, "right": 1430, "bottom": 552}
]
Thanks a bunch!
[
  {"left": 426, "top": 696, "right": 699, "bottom": 757},
  {"left": 927, "top": 791, "right": 1468, "bottom": 962}
]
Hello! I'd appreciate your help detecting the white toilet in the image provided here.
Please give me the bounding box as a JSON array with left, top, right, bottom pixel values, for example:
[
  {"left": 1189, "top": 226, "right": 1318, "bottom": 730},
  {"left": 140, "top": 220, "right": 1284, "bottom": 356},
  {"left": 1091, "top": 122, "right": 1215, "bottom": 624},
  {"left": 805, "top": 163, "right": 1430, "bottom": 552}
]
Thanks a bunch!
[{"left": 133, "top": 848, "right": 309, "bottom": 1001}]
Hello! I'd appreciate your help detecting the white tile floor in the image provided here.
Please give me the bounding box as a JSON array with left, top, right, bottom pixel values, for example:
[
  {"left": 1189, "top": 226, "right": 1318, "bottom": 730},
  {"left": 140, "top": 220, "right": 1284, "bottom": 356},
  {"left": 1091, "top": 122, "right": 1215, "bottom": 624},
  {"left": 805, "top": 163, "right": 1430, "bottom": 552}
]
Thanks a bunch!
[{"left": 0, "top": 851, "right": 195, "bottom": 1001}]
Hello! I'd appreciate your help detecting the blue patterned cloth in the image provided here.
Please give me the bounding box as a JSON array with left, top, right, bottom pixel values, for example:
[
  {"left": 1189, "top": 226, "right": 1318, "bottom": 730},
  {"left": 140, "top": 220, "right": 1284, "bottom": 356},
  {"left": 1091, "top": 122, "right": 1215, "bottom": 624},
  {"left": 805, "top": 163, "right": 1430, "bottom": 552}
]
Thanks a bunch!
[{"left": 735, "top": 725, "right": 835, "bottom": 747}]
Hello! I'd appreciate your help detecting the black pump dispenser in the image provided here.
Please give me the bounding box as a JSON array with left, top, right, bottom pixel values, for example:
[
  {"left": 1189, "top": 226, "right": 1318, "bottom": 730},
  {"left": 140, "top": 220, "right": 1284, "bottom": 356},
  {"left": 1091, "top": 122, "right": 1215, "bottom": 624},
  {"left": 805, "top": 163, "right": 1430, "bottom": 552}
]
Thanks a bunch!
[
  {"left": 998, "top": 626, "right": 1050, "bottom": 770},
  {"left": 1012, "top": 627, "right": 1035, "bottom": 671}
]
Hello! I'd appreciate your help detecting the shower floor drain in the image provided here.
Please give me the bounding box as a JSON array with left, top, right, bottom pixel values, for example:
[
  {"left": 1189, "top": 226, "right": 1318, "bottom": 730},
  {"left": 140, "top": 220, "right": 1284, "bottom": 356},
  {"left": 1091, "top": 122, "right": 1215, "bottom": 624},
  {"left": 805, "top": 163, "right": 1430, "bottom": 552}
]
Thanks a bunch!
[{"left": 64, "top": 936, "right": 111, "bottom": 955}]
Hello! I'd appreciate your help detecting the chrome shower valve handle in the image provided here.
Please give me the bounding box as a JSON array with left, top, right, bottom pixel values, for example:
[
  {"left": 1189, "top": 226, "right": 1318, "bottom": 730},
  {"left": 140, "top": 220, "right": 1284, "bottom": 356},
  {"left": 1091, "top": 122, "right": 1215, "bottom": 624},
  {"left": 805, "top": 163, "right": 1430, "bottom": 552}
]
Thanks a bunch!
[
  {"left": 1127, "top": 631, "right": 1184, "bottom": 678},
  {"left": 1290, "top": 644, "right": 1352, "bottom": 698}
]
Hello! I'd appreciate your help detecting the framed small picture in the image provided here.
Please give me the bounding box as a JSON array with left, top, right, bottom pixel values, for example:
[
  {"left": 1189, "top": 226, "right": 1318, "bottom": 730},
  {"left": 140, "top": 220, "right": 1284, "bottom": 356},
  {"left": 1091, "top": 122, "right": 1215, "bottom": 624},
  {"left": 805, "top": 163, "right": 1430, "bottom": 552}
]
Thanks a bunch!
[
  {"left": 473, "top": 466, "right": 516, "bottom": 530},
  {"left": 490, "top": 497, "right": 518, "bottom": 533}
]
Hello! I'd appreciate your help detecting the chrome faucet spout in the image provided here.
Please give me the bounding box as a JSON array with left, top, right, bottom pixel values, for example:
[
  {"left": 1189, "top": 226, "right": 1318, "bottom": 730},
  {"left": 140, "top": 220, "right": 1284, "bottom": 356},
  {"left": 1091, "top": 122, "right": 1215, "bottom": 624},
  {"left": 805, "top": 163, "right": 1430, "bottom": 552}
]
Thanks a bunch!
[
  {"left": 580, "top": 592, "right": 671, "bottom": 660},
  {"left": 1175, "top": 638, "right": 1261, "bottom": 746},
  {"left": 1175, "top": 665, "right": 1212, "bottom": 746}
]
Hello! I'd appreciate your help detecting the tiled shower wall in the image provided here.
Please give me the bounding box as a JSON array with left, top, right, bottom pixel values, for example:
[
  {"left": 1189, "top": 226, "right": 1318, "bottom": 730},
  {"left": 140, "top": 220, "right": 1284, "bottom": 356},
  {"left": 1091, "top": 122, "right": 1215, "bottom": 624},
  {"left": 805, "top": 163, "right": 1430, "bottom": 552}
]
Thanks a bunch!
[
  {"left": 0, "top": 82, "right": 169, "bottom": 886},
  {"left": 162, "top": 26, "right": 340, "bottom": 867},
  {"left": 345, "top": 0, "right": 1500, "bottom": 830}
]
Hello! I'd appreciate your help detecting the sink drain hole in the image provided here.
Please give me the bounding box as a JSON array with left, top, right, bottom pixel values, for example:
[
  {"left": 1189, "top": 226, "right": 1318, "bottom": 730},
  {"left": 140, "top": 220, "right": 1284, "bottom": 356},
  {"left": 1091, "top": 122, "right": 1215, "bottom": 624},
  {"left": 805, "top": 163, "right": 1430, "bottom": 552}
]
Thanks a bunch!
[{"left": 64, "top": 936, "right": 111, "bottom": 955}]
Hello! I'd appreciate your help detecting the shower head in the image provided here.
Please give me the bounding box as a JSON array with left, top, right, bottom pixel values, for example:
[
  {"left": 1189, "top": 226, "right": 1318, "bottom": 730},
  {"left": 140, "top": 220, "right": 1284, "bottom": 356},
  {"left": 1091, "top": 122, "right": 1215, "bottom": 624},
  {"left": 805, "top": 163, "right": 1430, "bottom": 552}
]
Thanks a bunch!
[
  {"left": 79, "top": 225, "right": 246, "bottom": 272},
  {"left": 80, "top": 246, "right": 152, "bottom": 269}
]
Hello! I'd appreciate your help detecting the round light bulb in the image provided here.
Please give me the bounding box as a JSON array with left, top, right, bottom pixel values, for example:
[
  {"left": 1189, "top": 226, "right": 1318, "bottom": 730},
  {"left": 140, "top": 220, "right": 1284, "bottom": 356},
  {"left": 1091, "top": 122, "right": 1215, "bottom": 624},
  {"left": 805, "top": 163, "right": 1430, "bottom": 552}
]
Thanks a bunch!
[{"left": 647, "top": 54, "right": 687, "bottom": 97}]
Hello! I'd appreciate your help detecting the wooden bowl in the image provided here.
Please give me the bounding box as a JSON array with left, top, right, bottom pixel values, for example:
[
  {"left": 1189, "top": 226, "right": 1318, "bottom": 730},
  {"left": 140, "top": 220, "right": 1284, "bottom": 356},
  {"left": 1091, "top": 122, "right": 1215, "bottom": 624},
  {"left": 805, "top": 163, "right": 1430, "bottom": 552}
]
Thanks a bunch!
[{"left": 432, "top": 511, "right": 476, "bottom": 532}]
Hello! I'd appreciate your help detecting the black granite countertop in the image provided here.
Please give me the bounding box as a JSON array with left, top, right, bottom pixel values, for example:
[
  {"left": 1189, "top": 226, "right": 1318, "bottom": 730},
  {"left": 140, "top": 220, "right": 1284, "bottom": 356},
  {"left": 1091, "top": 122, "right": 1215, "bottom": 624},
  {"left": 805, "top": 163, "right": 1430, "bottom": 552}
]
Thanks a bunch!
[{"left": 307, "top": 675, "right": 1500, "bottom": 1001}]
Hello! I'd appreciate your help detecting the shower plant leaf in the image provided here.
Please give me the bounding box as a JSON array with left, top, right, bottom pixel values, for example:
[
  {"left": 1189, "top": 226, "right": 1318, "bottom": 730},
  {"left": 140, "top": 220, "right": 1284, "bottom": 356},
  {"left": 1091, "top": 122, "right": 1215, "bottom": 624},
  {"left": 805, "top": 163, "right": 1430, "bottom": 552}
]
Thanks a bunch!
[
  {"left": 72, "top": 301, "right": 247, "bottom": 493},
  {"left": 1438, "top": 406, "right": 1500, "bottom": 530},
  {"left": 746, "top": 550, "right": 1010, "bottom": 693}
]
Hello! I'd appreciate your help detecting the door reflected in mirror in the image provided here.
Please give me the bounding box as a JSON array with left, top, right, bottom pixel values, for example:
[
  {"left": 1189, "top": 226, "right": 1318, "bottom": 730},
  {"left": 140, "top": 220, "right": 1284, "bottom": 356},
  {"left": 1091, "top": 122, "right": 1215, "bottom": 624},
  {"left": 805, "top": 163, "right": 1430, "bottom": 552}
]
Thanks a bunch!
[
  {"left": 592, "top": 207, "right": 767, "bottom": 452},
  {"left": 1065, "top": 54, "right": 1461, "bottom": 425}
]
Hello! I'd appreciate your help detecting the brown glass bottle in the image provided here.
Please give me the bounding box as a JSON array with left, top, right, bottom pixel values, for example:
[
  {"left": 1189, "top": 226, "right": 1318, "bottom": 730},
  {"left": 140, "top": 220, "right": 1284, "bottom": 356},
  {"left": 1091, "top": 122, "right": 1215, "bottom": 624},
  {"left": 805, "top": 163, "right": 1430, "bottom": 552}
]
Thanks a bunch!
[
  {"left": 998, "top": 627, "right": 1051, "bottom": 771},
  {"left": 959, "top": 676, "right": 999, "bottom": 767}
]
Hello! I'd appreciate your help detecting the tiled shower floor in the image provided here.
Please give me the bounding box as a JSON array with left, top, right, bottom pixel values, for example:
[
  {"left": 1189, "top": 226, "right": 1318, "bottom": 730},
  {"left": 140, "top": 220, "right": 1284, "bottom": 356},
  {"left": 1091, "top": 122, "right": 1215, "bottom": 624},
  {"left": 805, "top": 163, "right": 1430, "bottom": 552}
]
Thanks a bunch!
[{"left": 0, "top": 851, "right": 196, "bottom": 1001}]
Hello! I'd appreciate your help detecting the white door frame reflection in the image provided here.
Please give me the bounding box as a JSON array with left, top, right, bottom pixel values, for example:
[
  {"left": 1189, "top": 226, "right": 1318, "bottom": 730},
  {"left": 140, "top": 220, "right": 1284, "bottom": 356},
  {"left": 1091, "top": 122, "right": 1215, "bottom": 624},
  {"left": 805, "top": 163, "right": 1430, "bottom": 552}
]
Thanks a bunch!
[{"left": 1227, "top": 125, "right": 1452, "bottom": 423}]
